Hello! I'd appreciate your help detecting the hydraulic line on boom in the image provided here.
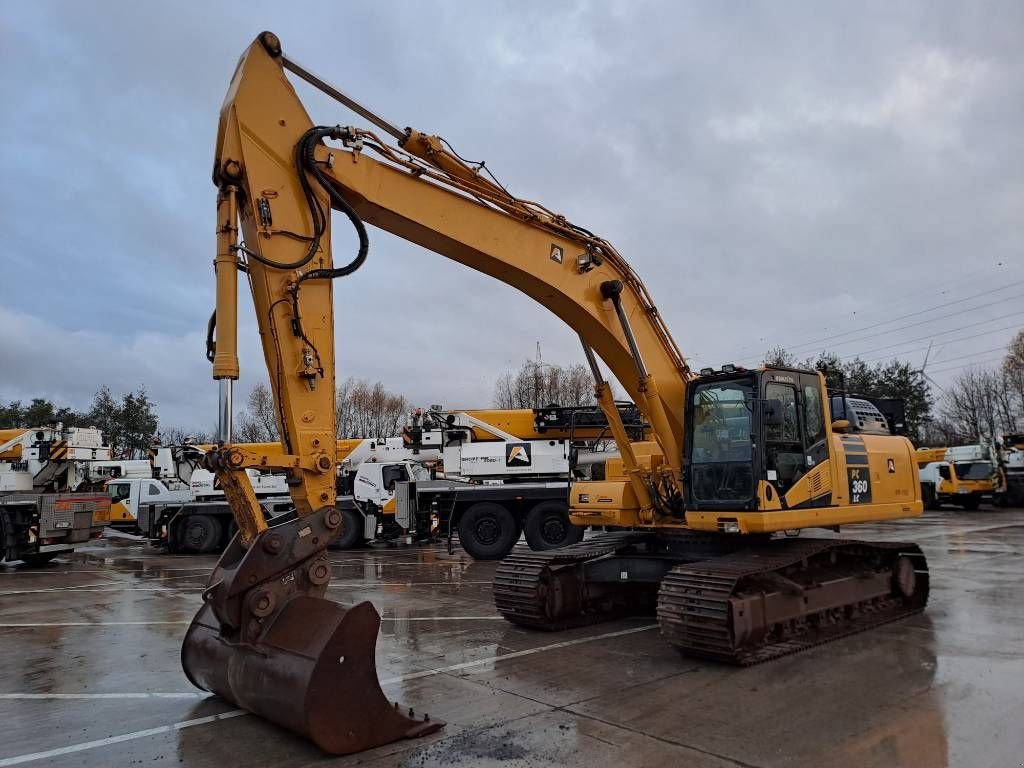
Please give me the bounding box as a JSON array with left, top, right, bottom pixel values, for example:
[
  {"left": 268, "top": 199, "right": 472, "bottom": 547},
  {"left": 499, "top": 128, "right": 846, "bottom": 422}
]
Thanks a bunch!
[{"left": 182, "top": 31, "right": 929, "bottom": 756}]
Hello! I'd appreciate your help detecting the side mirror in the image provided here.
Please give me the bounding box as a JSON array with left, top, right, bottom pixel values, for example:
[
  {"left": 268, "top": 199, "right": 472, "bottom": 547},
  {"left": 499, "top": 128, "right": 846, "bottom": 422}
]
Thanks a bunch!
[
  {"left": 762, "top": 399, "right": 785, "bottom": 427},
  {"left": 831, "top": 419, "right": 851, "bottom": 433}
]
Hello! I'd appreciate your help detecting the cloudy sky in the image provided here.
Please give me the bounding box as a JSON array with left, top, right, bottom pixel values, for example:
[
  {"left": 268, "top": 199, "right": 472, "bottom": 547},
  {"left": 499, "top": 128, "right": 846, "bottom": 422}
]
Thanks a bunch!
[{"left": 2, "top": 1, "right": 1021, "bottom": 430}]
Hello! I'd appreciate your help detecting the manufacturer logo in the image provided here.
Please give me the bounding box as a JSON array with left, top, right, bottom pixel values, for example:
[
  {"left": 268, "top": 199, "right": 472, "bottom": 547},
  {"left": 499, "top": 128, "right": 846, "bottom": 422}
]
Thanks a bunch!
[
  {"left": 505, "top": 443, "right": 532, "bottom": 467},
  {"left": 550, "top": 244, "right": 564, "bottom": 264}
]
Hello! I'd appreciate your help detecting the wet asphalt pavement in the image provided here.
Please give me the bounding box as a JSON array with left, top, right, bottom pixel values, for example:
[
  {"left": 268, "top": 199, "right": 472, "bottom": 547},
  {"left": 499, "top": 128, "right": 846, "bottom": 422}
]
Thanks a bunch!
[{"left": 1, "top": 507, "right": 1022, "bottom": 768}]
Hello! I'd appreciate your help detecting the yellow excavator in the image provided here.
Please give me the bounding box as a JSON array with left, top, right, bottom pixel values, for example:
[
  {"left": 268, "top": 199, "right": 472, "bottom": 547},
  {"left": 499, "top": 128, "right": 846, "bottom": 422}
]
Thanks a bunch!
[{"left": 183, "top": 32, "right": 929, "bottom": 755}]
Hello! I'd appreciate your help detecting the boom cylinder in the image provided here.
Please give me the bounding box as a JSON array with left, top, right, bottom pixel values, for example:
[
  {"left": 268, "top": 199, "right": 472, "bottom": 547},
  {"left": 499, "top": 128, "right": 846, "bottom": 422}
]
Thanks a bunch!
[
  {"left": 213, "top": 186, "right": 240, "bottom": 382},
  {"left": 580, "top": 336, "right": 655, "bottom": 515},
  {"left": 600, "top": 282, "right": 682, "bottom": 472}
]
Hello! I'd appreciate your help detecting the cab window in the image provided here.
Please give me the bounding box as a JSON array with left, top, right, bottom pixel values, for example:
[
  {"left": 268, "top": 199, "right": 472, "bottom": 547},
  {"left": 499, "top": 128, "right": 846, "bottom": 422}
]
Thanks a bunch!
[
  {"left": 381, "top": 464, "right": 409, "bottom": 491},
  {"left": 803, "top": 386, "right": 825, "bottom": 444},
  {"left": 765, "top": 384, "right": 799, "bottom": 442},
  {"left": 938, "top": 465, "right": 951, "bottom": 481},
  {"left": 109, "top": 483, "right": 131, "bottom": 503}
]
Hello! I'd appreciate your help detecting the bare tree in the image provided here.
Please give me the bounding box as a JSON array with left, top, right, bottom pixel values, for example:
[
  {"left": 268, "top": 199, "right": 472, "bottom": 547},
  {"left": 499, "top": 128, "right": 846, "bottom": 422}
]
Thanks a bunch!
[
  {"left": 235, "top": 383, "right": 278, "bottom": 442},
  {"left": 156, "top": 426, "right": 213, "bottom": 446},
  {"left": 492, "top": 360, "right": 595, "bottom": 409},
  {"left": 941, "top": 368, "right": 1002, "bottom": 441},
  {"left": 1001, "top": 330, "right": 1024, "bottom": 431},
  {"left": 335, "top": 377, "right": 409, "bottom": 438}
]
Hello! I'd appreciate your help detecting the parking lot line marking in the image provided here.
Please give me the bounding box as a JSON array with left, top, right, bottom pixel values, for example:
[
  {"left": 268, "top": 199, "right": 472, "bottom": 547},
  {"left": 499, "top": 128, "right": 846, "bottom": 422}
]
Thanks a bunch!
[
  {"left": 0, "top": 586, "right": 191, "bottom": 596},
  {"left": 0, "top": 709, "right": 247, "bottom": 766},
  {"left": 0, "top": 693, "right": 206, "bottom": 700},
  {"left": 0, "top": 580, "right": 492, "bottom": 596},
  {"left": 0, "top": 567, "right": 216, "bottom": 577},
  {"left": 0, "top": 616, "right": 503, "bottom": 627},
  {"left": 0, "top": 621, "right": 192, "bottom": 627},
  {"left": 0, "top": 623, "right": 656, "bottom": 765},
  {"left": 328, "top": 580, "right": 492, "bottom": 587}
]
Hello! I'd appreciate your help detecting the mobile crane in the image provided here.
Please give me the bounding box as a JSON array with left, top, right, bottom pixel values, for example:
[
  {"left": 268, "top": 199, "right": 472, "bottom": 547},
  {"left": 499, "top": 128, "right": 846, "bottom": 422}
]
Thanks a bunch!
[
  {"left": 182, "top": 32, "right": 929, "bottom": 754},
  {"left": 1, "top": 426, "right": 111, "bottom": 565}
]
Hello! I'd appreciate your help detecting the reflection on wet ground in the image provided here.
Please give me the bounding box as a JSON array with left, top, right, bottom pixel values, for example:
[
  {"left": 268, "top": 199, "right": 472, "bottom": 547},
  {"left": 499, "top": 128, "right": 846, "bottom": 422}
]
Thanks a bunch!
[{"left": 1, "top": 507, "right": 1022, "bottom": 767}]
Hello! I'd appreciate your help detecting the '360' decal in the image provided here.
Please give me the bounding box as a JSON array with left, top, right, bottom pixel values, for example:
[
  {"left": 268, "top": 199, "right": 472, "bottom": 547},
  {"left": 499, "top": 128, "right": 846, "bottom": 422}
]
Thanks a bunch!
[{"left": 848, "top": 467, "right": 872, "bottom": 504}]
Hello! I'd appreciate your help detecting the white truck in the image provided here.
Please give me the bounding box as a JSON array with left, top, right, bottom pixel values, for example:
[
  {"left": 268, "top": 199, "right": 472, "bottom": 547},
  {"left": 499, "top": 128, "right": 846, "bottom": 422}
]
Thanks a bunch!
[
  {"left": 391, "top": 405, "right": 641, "bottom": 560},
  {"left": 120, "top": 440, "right": 437, "bottom": 553},
  {"left": 0, "top": 426, "right": 111, "bottom": 566}
]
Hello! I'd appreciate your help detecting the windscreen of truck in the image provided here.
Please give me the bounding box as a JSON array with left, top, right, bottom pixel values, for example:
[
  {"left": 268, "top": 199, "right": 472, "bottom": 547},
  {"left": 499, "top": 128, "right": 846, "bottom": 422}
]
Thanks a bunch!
[{"left": 954, "top": 462, "right": 993, "bottom": 481}]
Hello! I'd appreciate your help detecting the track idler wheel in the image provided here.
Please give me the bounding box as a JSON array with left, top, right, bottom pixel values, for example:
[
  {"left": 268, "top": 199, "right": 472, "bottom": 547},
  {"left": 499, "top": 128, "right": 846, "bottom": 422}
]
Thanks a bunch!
[{"left": 181, "top": 507, "right": 443, "bottom": 754}]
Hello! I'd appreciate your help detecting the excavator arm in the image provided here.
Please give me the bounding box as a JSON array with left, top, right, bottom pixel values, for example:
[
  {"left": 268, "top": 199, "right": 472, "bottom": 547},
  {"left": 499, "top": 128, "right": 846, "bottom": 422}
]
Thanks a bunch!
[{"left": 210, "top": 33, "right": 692, "bottom": 524}]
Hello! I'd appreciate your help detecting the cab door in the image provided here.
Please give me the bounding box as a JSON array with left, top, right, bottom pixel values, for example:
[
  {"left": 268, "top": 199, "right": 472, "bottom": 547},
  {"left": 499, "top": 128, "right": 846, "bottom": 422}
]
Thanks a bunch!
[
  {"left": 762, "top": 380, "right": 803, "bottom": 496},
  {"left": 798, "top": 373, "right": 831, "bottom": 507},
  {"left": 761, "top": 373, "right": 831, "bottom": 506}
]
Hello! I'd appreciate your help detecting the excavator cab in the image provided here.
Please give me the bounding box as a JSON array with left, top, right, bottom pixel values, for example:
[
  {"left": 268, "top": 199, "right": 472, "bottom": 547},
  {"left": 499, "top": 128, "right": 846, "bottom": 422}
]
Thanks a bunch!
[{"left": 685, "top": 366, "right": 828, "bottom": 511}]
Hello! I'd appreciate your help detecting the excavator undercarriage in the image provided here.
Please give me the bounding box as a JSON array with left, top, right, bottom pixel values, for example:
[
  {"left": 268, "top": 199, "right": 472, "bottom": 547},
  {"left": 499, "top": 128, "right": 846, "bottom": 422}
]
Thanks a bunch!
[{"left": 495, "top": 532, "right": 929, "bottom": 664}]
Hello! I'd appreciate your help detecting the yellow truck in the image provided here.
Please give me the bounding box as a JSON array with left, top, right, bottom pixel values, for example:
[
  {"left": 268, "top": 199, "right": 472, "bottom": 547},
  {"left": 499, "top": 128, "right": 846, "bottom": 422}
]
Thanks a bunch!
[{"left": 916, "top": 445, "right": 996, "bottom": 510}]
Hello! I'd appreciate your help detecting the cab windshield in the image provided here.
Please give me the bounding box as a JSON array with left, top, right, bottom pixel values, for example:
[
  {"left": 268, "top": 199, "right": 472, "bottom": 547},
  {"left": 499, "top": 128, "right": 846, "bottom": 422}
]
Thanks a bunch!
[
  {"left": 954, "top": 462, "right": 992, "bottom": 481},
  {"left": 689, "top": 379, "right": 754, "bottom": 503}
]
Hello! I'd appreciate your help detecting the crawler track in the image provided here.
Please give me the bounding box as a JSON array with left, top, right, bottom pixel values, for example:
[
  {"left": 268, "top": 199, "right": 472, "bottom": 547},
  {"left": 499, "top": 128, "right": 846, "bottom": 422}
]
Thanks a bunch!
[
  {"left": 657, "top": 538, "right": 929, "bottom": 665},
  {"left": 493, "top": 532, "right": 653, "bottom": 629}
]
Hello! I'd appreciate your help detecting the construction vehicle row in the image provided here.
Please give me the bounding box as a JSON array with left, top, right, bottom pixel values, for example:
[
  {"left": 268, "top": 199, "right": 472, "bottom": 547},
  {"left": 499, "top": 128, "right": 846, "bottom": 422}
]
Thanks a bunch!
[
  {"left": 173, "top": 32, "right": 934, "bottom": 755},
  {"left": 114, "top": 403, "right": 622, "bottom": 557}
]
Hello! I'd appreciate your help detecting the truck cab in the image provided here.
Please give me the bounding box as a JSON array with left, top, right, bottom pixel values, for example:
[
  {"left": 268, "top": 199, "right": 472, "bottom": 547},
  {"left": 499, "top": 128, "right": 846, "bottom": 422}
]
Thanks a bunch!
[
  {"left": 332, "top": 460, "right": 433, "bottom": 548},
  {"left": 107, "top": 477, "right": 193, "bottom": 529}
]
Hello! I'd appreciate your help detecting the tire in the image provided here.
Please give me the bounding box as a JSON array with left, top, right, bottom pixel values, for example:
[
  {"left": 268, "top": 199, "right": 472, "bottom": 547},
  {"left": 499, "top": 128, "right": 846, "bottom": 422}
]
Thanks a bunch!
[
  {"left": 178, "top": 514, "right": 223, "bottom": 554},
  {"left": 959, "top": 497, "right": 982, "bottom": 511},
  {"left": 457, "top": 502, "right": 520, "bottom": 560},
  {"left": 19, "top": 553, "right": 58, "bottom": 567},
  {"left": 329, "top": 506, "right": 366, "bottom": 550},
  {"left": 524, "top": 501, "right": 585, "bottom": 550}
]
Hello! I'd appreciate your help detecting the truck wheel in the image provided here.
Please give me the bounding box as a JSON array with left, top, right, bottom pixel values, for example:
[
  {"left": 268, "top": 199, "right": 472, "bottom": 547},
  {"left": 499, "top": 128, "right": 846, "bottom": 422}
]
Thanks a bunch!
[
  {"left": 18, "top": 553, "right": 58, "bottom": 567},
  {"left": 959, "top": 497, "right": 982, "bottom": 511},
  {"left": 179, "top": 515, "right": 222, "bottom": 554},
  {"left": 458, "top": 503, "right": 520, "bottom": 560},
  {"left": 329, "top": 507, "right": 366, "bottom": 550},
  {"left": 524, "top": 501, "right": 584, "bottom": 550}
]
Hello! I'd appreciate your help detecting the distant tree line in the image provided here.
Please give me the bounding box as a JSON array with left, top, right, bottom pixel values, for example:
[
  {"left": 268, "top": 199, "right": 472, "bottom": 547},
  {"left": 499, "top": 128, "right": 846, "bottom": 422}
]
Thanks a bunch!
[
  {"left": 233, "top": 358, "right": 601, "bottom": 443},
  {"left": 235, "top": 378, "right": 410, "bottom": 442},
  {"left": 763, "top": 347, "right": 933, "bottom": 441},
  {"left": 0, "top": 386, "right": 159, "bottom": 458},
  {"left": 763, "top": 328, "right": 1024, "bottom": 446}
]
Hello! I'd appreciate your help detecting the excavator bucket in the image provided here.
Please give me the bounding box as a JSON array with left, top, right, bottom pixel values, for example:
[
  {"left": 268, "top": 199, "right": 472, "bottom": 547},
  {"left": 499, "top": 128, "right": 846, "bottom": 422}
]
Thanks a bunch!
[{"left": 180, "top": 511, "right": 443, "bottom": 754}]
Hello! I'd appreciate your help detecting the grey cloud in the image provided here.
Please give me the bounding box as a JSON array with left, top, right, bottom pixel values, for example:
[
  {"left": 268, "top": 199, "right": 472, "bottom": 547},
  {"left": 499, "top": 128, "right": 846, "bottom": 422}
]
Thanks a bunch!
[{"left": 1, "top": 1, "right": 1021, "bottom": 429}]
